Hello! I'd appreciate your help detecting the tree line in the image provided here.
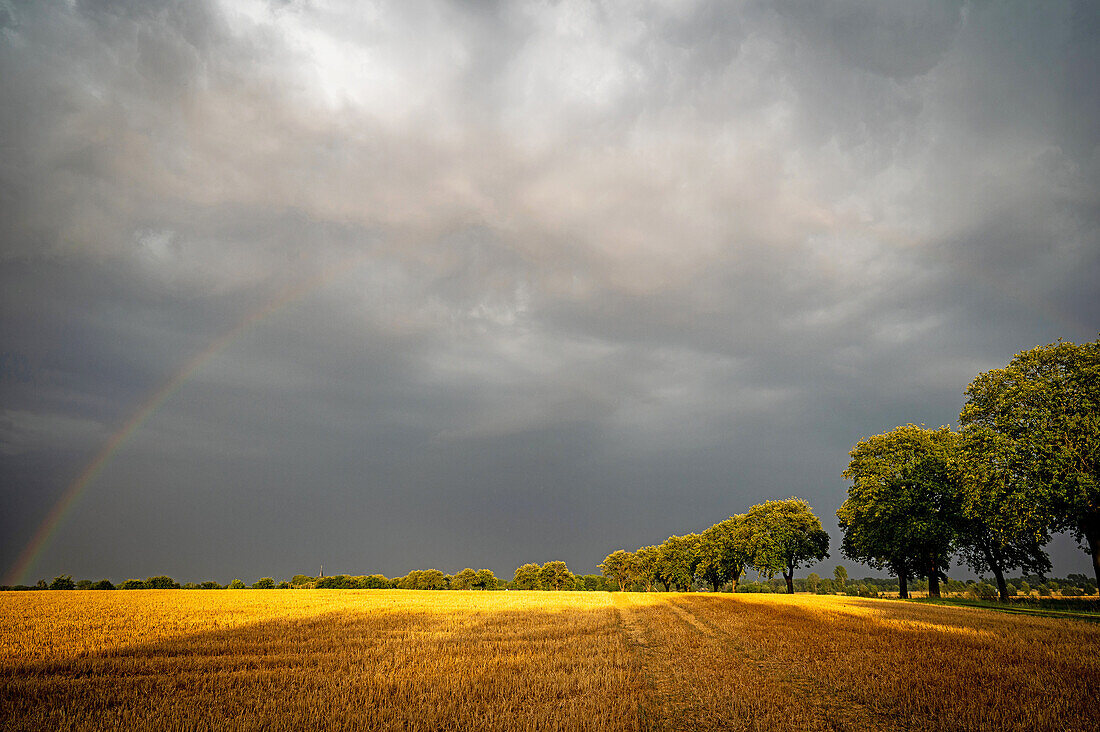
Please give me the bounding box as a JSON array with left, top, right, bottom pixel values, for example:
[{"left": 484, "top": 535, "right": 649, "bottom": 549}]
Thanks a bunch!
[
  {"left": 838, "top": 338, "right": 1099, "bottom": 601},
  {"left": 4, "top": 562, "right": 617, "bottom": 592},
  {"left": 599, "top": 497, "right": 830, "bottom": 593}
]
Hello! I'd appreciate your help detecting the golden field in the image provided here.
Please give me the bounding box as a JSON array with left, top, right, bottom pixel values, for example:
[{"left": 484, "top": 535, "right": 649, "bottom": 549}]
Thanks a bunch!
[{"left": 2, "top": 591, "right": 1098, "bottom": 731}]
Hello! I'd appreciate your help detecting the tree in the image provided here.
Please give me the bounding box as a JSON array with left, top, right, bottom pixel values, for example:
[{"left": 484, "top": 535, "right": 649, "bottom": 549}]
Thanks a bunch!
[
  {"left": 512, "top": 563, "right": 541, "bottom": 590},
  {"left": 228, "top": 579, "right": 246, "bottom": 589},
  {"left": 538, "top": 561, "right": 575, "bottom": 591},
  {"left": 696, "top": 515, "right": 752, "bottom": 592},
  {"left": 743, "top": 498, "right": 829, "bottom": 594},
  {"left": 144, "top": 575, "right": 179, "bottom": 589},
  {"left": 840, "top": 425, "right": 962, "bottom": 598},
  {"left": 833, "top": 566, "right": 847, "bottom": 588},
  {"left": 630, "top": 546, "right": 661, "bottom": 592},
  {"left": 953, "top": 427, "right": 1051, "bottom": 601},
  {"left": 414, "top": 570, "right": 447, "bottom": 590},
  {"left": 252, "top": 577, "right": 276, "bottom": 589},
  {"left": 473, "top": 569, "right": 498, "bottom": 590},
  {"left": 655, "top": 534, "right": 701, "bottom": 591},
  {"left": 120, "top": 579, "right": 147, "bottom": 590},
  {"left": 451, "top": 568, "right": 478, "bottom": 590},
  {"left": 600, "top": 550, "right": 635, "bottom": 592},
  {"left": 49, "top": 575, "right": 74, "bottom": 590},
  {"left": 91, "top": 579, "right": 115, "bottom": 590},
  {"left": 959, "top": 339, "right": 1100, "bottom": 591},
  {"left": 806, "top": 572, "right": 821, "bottom": 593}
]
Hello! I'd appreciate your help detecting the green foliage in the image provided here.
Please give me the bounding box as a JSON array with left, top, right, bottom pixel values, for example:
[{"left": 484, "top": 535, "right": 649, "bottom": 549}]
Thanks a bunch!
[
  {"left": 199, "top": 581, "right": 223, "bottom": 589},
  {"left": 833, "top": 566, "right": 847, "bottom": 587},
  {"left": 75, "top": 579, "right": 93, "bottom": 590},
  {"left": 451, "top": 568, "right": 478, "bottom": 590},
  {"left": 91, "top": 579, "right": 115, "bottom": 590},
  {"left": 696, "top": 516, "right": 752, "bottom": 592},
  {"left": 743, "top": 498, "right": 829, "bottom": 593},
  {"left": 252, "top": 577, "right": 276, "bottom": 589},
  {"left": 655, "top": 534, "right": 701, "bottom": 591},
  {"left": 228, "top": 579, "right": 246, "bottom": 589},
  {"left": 119, "top": 579, "right": 146, "bottom": 590},
  {"left": 49, "top": 575, "right": 75, "bottom": 590},
  {"left": 579, "top": 574, "right": 611, "bottom": 591},
  {"left": 144, "top": 576, "right": 179, "bottom": 589},
  {"left": 277, "top": 581, "right": 291, "bottom": 589},
  {"left": 960, "top": 338, "right": 1100, "bottom": 588},
  {"left": 630, "top": 546, "right": 660, "bottom": 592},
  {"left": 290, "top": 575, "right": 317, "bottom": 588},
  {"left": 537, "top": 561, "right": 575, "bottom": 591},
  {"left": 968, "top": 582, "right": 998, "bottom": 600},
  {"left": 359, "top": 574, "right": 393, "bottom": 589},
  {"left": 839, "top": 425, "right": 962, "bottom": 597},
  {"left": 599, "top": 550, "right": 634, "bottom": 592},
  {"left": 473, "top": 569, "right": 498, "bottom": 590},
  {"left": 511, "top": 563, "right": 541, "bottom": 590},
  {"left": 182, "top": 582, "right": 201, "bottom": 589}
]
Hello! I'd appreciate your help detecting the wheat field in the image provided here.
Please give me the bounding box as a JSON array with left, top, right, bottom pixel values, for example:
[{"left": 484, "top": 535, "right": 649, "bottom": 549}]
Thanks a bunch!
[{"left": 2, "top": 590, "right": 1097, "bottom": 731}]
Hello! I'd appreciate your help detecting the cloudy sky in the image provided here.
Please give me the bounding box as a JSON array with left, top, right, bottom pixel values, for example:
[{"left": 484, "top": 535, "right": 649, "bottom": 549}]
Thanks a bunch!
[{"left": 1, "top": 0, "right": 1097, "bottom": 585}]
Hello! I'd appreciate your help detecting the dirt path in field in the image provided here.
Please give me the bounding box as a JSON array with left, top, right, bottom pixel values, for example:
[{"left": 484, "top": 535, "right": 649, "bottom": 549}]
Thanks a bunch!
[{"left": 614, "top": 594, "right": 882, "bottom": 732}]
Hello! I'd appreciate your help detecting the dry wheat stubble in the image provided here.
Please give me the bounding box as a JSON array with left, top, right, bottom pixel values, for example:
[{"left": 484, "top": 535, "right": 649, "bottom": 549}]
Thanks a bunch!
[{"left": 2, "top": 591, "right": 1097, "bottom": 731}]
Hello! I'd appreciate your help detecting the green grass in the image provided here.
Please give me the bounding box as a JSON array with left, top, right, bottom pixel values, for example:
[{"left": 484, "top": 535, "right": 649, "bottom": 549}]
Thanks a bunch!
[{"left": 911, "top": 595, "right": 1100, "bottom": 622}]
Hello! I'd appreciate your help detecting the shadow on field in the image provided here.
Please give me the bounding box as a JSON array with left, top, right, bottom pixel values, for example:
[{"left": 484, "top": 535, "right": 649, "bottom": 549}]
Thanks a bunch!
[{"left": 1, "top": 603, "right": 646, "bottom": 732}]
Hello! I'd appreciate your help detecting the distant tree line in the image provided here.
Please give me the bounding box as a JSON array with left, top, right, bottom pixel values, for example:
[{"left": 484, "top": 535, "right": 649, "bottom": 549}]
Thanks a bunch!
[
  {"left": 11, "top": 568, "right": 1096, "bottom": 600},
  {"left": 838, "top": 339, "right": 1099, "bottom": 602},
  {"left": 2, "top": 563, "right": 616, "bottom": 592},
  {"left": 600, "top": 497, "right": 830, "bottom": 594}
]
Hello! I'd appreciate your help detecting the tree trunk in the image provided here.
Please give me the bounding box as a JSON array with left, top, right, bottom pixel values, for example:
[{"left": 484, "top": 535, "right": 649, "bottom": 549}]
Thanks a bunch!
[
  {"left": 927, "top": 561, "right": 941, "bottom": 598},
  {"left": 783, "top": 570, "right": 794, "bottom": 594},
  {"left": 730, "top": 575, "right": 739, "bottom": 593},
  {"left": 898, "top": 572, "right": 908, "bottom": 600},
  {"left": 990, "top": 562, "right": 1008, "bottom": 603},
  {"left": 980, "top": 539, "right": 1009, "bottom": 602},
  {"left": 710, "top": 580, "right": 719, "bottom": 592},
  {"left": 1085, "top": 518, "right": 1100, "bottom": 596}
]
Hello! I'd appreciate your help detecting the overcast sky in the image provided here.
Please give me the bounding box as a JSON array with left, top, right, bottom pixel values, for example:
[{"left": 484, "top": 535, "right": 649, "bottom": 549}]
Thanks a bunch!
[{"left": 1, "top": 0, "right": 1097, "bottom": 585}]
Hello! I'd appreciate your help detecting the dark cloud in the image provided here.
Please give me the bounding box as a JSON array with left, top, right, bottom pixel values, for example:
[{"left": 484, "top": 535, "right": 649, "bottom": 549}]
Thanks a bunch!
[{"left": 1, "top": 0, "right": 1097, "bottom": 584}]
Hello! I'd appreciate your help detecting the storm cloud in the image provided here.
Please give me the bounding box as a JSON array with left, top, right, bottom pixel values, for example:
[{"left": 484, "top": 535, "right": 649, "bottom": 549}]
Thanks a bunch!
[{"left": 2, "top": 0, "right": 1098, "bottom": 583}]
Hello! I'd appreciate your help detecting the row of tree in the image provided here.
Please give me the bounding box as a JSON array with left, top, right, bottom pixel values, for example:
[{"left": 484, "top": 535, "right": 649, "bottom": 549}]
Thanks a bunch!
[
  {"left": 838, "top": 339, "right": 1099, "bottom": 601},
  {"left": 600, "top": 498, "right": 830, "bottom": 593},
  {"left": 10, "top": 563, "right": 617, "bottom": 592}
]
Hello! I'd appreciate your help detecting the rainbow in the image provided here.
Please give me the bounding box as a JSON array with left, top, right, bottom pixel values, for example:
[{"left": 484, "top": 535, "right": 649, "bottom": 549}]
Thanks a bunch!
[{"left": 3, "top": 255, "right": 367, "bottom": 586}]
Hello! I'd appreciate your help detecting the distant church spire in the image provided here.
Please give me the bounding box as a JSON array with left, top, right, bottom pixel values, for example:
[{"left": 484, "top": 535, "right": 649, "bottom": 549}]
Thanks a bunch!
[{"left": 319, "top": 564, "right": 323, "bottom": 578}]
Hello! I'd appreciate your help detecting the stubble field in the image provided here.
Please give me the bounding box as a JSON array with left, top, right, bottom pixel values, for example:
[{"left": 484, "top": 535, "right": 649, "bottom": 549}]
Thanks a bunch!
[{"left": 2, "top": 590, "right": 1097, "bottom": 731}]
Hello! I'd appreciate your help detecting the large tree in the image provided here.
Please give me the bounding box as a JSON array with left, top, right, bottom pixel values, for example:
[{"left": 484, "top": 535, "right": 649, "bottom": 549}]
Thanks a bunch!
[
  {"left": 599, "top": 550, "right": 635, "bottom": 592},
  {"left": 511, "top": 563, "right": 541, "bottom": 590},
  {"left": 954, "top": 427, "right": 1051, "bottom": 601},
  {"left": 960, "top": 339, "right": 1100, "bottom": 590},
  {"left": 538, "top": 561, "right": 575, "bottom": 591},
  {"left": 696, "top": 516, "right": 752, "bottom": 592},
  {"left": 451, "top": 568, "right": 478, "bottom": 590},
  {"left": 655, "top": 534, "right": 701, "bottom": 591},
  {"left": 744, "top": 498, "right": 829, "bottom": 594},
  {"left": 840, "top": 425, "right": 961, "bottom": 598},
  {"left": 630, "top": 546, "right": 660, "bottom": 592}
]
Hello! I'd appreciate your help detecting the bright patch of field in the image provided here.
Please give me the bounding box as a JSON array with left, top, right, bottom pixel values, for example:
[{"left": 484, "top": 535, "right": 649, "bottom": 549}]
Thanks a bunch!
[{"left": 2, "top": 591, "right": 1097, "bottom": 731}]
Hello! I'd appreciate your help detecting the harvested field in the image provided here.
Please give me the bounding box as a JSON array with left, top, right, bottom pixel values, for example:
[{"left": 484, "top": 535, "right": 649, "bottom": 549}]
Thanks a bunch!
[{"left": 2, "top": 591, "right": 1097, "bottom": 731}]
